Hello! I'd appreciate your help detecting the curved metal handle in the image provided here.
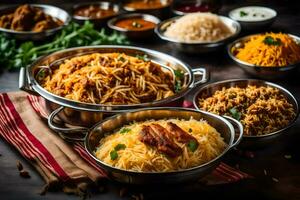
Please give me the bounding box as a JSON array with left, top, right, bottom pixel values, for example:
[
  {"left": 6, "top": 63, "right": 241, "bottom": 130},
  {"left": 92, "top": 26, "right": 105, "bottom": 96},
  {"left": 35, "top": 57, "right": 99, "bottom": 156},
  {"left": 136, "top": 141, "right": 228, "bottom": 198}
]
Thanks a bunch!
[
  {"left": 48, "top": 106, "right": 89, "bottom": 142},
  {"left": 191, "top": 68, "right": 209, "bottom": 87},
  {"left": 223, "top": 115, "right": 244, "bottom": 148},
  {"left": 19, "top": 67, "right": 39, "bottom": 96}
]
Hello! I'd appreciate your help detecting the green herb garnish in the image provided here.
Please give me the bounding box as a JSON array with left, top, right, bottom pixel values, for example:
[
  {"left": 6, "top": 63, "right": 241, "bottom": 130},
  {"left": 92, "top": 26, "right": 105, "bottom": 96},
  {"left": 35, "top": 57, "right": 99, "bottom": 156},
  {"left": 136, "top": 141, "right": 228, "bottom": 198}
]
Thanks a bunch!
[
  {"left": 136, "top": 54, "right": 149, "bottom": 61},
  {"left": 174, "top": 69, "right": 184, "bottom": 79},
  {"left": 120, "top": 127, "right": 131, "bottom": 134},
  {"left": 132, "top": 21, "right": 142, "bottom": 28},
  {"left": 114, "top": 144, "right": 126, "bottom": 151},
  {"left": 187, "top": 140, "right": 198, "bottom": 152},
  {"left": 263, "top": 36, "right": 282, "bottom": 46},
  {"left": 174, "top": 80, "right": 182, "bottom": 93},
  {"left": 229, "top": 107, "right": 242, "bottom": 121},
  {"left": 110, "top": 150, "right": 118, "bottom": 160},
  {"left": 188, "top": 128, "right": 193, "bottom": 133},
  {"left": 240, "top": 11, "right": 248, "bottom": 17},
  {"left": 118, "top": 56, "right": 126, "bottom": 62}
]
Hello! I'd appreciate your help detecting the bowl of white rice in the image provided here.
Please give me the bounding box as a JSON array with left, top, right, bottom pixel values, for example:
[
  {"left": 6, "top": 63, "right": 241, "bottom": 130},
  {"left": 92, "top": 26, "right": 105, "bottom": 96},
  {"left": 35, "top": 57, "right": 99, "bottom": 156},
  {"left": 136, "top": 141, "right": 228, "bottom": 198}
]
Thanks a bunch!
[{"left": 155, "top": 12, "right": 241, "bottom": 53}]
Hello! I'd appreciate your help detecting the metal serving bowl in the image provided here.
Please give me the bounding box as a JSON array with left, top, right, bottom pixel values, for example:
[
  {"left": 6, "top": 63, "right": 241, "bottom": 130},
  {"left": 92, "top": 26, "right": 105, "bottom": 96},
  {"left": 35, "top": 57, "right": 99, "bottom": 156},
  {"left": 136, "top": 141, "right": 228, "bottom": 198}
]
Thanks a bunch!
[
  {"left": 122, "top": 0, "right": 173, "bottom": 19},
  {"left": 0, "top": 4, "right": 70, "bottom": 41},
  {"left": 192, "top": 79, "right": 299, "bottom": 149},
  {"left": 155, "top": 15, "right": 241, "bottom": 53},
  {"left": 81, "top": 107, "right": 243, "bottom": 184},
  {"left": 107, "top": 13, "right": 160, "bottom": 40},
  {"left": 19, "top": 45, "right": 208, "bottom": 132},
  {"left": 228, "top": 6, "right": 277, "bottom": 31},
  {"left": 227, "top": 34, "right": 300, "bottom": 79},
  {"left": 72, "top": 2, "right": 121, "bottom": 27}
]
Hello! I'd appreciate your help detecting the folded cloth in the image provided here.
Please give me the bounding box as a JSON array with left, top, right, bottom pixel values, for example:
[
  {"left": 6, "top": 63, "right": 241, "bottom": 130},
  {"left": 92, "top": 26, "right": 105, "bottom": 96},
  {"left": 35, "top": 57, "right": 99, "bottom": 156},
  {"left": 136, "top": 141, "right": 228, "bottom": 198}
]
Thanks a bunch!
[{"left": 0, "top": 92, "right": 251, "bottom": 192}]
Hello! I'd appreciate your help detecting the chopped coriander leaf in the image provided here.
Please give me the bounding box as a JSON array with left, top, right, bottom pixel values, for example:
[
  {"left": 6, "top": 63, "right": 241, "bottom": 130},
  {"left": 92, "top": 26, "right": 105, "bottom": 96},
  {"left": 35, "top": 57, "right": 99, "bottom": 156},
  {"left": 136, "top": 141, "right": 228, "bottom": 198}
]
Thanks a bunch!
[
  {"left": 188, "top": 128, "right": 193, "bottom": 133},
  {"left": 263, "top": 36, "right": 281, "bottom": 46},
  {"left": 240, "top": 11, "right": 248, "bottom": 17},
  {"left": 174, "top": 69, "right": 184, "bottom": 79},
  {"left": 187, "top": 140, "right": 198, "bottom": 152},
  {"left": 110, "top": 150, "right": 118, "bottom": 160},
  {"left": 136, "top": 54, "right": 149, "bottom": 62},
  {"left": 174, "top": 80, "right": 182, "bottom": 93},
  {"left": 114, "top": 144, "right": 126, "bottom": 151},
  {"left": 118, "top": 56, "right": 126, "bottom": 62},
  {"left": 120, "top": 128, "right": 131, "bottom": 134},
  {"left": 229, "top": 107, "right": 241, "bottom": 121}
]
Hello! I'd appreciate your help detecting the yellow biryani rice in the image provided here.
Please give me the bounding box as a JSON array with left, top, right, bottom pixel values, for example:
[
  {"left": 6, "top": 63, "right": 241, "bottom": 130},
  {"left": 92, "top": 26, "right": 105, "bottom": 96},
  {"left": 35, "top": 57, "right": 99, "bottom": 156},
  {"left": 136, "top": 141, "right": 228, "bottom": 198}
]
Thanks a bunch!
[{"left": 95, "top": 118, "right": 227, "bottom": 172}]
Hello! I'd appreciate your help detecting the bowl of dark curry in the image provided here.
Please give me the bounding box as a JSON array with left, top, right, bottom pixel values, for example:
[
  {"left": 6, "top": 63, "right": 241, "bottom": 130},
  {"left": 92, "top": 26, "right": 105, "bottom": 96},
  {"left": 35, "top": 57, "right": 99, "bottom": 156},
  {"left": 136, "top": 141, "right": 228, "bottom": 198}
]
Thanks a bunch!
[
  {"left": 0, "top": 4, "right": 70, "bottom": 41},
  {"left": 108, "top": 13, "right": 160, "bottom": 40},
  {"left": 72, "top": 2, "right": 120, "bottom": 27}
]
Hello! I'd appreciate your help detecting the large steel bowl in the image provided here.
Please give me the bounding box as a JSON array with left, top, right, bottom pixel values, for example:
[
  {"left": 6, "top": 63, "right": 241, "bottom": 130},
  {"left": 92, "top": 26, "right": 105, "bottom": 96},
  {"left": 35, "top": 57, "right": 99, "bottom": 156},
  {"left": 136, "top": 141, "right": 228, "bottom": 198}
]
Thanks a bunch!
[
  {"left": 82, "top": 107, "right": 243, "bottom": 184},
  {"left": 192, "top": 79, "right": 299, "bottom": 149},
  {"left": 155, "top": 15, "right": 241, "bottom": 53},
  {"left": 19, "top": 46, "right": 208, "bottom": 133},
  {"left": 227, "top": 34, "right": 300, "bottom": 79},
  {"left": 0, "top": 4, "right": 70, "bottom": 41}
]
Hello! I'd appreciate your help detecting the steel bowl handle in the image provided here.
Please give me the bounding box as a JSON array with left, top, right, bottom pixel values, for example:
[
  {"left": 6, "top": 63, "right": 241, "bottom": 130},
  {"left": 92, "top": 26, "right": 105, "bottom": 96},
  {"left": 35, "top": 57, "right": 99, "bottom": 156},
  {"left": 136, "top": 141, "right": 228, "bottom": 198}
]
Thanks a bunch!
[
  {"left": 223, "top": 115, "right": 243, "bottom": 148},
  {"left": 48, "top": 106, "right": 89, "bottom": 142},
  {"left": 190, "top": 68, "right": 209, "bottom": 88},
  {"left": 19, "top": 67, "right": 39, "bottom": 95}
]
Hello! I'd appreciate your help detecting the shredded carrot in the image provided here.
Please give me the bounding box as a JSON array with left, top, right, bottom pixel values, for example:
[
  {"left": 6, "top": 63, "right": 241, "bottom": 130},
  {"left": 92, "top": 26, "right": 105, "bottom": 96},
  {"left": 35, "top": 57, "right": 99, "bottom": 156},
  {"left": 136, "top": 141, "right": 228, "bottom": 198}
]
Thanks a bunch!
[{"left": 234, "top": 33, "right": 300, "bottom": 67}]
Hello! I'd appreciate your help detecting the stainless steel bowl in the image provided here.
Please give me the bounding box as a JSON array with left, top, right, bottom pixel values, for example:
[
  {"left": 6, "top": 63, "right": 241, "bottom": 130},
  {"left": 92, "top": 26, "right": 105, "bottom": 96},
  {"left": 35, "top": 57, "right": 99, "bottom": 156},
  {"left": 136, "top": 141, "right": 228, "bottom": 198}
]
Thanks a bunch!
[
  {"left": 0, "top": 4, "right": 70, "bottom": 41},
  {"left": 227, "top": 34, "right": 300, "bottom": 79},
  {"left": 155, "top": 15, "right": 241, "bottom": 53},
  {"left": 19, "top": 45, "right": 208, "bottom": 132},
  {"left": 228, "top": 6, "right": 277, "bottom": 30},
  {"left": 107, "top": 13, "right": 160, "bottom": 40},
  {"left": 122, "top": 0, "right": 173, "bottom": 19},
  {"left": 192, "top": 79, "right": 299, "bottom": 149},
  {"left": 82, "top": 107, "right": 243, "bottom": 184},
  {"left": 72, "top": 2, "right": 121, "bottom": 27}
]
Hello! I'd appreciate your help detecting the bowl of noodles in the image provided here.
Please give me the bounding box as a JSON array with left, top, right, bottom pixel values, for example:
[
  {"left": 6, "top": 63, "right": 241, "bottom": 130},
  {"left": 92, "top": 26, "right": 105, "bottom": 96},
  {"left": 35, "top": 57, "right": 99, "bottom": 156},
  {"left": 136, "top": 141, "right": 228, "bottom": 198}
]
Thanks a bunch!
[
  {"left": 84, "top": 107, "right": 243, "bottom": 184},
  {"left": 193, "top": 79, "right": 299, "bottom": 148},
  {"left": 228, "top": 33, "right": 300, "bottom": 79},
  {"left": 19, "top": 46, "right": 208, "bottom": 133},
  {"left": 155, "top": 12, "right": 241, "bottom": 53}
]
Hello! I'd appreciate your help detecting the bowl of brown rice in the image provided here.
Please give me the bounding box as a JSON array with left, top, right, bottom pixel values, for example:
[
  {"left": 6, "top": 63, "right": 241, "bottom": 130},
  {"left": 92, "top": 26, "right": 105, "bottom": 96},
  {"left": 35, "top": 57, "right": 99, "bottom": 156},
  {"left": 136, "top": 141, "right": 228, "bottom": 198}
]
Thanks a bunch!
[
  {"left": 193, "top": 79, "right": 299, "bottom": 148},
  {"left": 155, "top": 12, "right": 241, "bottom": 53}
]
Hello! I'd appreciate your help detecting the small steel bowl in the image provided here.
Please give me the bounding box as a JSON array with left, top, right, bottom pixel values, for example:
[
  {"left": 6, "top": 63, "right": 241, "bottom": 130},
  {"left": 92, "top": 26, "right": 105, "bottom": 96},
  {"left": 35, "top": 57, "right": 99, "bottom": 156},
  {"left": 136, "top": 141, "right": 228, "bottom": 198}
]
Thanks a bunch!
[
  {"left": 72, "top": 2, "right": 121, "bottom": 28},
  {"left": 228, "top": 6, "right": 277, "bottom": 31},
  {"left": 155, "top": 15, "right": 241, "bottom": 53},
  {"left": 107, "top": 13, "right": 160, "bottom": 40},
  {"left": 122, "top": 0, "right": 173, "bottom": 19},
  {"left": 172, "top": 0, "right": 222, "bottom": 16},
  {"left": 227, "top": 34, "right": 300, "bottom": 79},
  {"left": 83, "top": 107, "right": 243, "bottom": 184},
  {"left": 0, "top": 4, "right": 70, "bottom": 41},
  {"left": 192, "top": 79, "right": 299, "bottom": 149}
]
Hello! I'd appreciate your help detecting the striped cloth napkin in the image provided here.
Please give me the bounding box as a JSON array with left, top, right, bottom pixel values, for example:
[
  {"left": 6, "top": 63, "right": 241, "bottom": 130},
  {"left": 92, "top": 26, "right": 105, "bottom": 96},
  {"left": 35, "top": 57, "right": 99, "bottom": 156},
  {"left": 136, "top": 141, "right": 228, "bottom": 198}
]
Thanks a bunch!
[{"left": 0, "top": 92, "right": 251, "bottom": 194}]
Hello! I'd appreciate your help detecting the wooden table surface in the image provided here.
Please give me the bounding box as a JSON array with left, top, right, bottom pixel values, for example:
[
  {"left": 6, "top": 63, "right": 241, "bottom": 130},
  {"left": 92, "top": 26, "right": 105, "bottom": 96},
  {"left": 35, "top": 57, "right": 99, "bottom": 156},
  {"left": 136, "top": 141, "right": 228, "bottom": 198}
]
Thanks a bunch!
[{"left": 0, "top": 2, "right": 300, "bottom": 200}]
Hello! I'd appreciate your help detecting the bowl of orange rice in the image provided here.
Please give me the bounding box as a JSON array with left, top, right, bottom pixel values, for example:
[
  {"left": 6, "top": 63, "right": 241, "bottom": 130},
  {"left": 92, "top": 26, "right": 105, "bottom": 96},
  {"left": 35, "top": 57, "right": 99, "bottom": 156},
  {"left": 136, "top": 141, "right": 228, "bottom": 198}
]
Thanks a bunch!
[{"left": 227, "top": 32, "right": 300, "bottom": 79}]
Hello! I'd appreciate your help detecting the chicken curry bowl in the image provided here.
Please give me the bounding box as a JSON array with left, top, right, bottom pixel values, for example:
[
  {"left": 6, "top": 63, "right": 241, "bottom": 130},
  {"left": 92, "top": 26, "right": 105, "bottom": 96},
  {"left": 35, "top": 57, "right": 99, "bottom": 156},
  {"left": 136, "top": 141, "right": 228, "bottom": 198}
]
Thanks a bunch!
[{"left": 38, "top": 52, "right": 187, "bottom": 105}]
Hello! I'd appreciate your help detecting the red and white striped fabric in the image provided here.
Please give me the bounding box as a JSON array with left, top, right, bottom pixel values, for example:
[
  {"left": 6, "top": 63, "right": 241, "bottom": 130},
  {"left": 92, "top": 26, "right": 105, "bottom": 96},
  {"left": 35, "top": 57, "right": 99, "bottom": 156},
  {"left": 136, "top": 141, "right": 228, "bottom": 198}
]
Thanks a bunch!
[{"left": 0, "top": 92, "right": 251, "bottom": 186}]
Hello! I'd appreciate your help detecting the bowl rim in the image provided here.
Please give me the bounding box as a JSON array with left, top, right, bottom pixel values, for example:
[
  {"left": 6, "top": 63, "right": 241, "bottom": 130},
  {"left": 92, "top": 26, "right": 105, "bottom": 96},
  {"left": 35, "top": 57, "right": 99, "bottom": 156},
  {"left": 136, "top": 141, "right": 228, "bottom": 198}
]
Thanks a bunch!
[
  {"left": 228, "top": 6, "right": 277, "bottom": 23},
  {"left": 154, "top": 15, "right": 241, "bottom": 45},
  {"left": 84, "top": 107, "right": 236, "bottom": 175},
  {"left": 227, "top": 33, "right": 300, "bottom": 69},
  {"left": 72, "top": 1, "right": 120, "bottom": 21},
  {"left": 0, "top": 4, "right": 71, "bottom": 35},
  {"left": 122, "top": 0, "right": 173, "bottom": 11},
  {"left": 192, "top": 78, "right": 300, "bottom": 139},
  {"left": 107, "top": 13, "right": 161, "bottom": 33}
]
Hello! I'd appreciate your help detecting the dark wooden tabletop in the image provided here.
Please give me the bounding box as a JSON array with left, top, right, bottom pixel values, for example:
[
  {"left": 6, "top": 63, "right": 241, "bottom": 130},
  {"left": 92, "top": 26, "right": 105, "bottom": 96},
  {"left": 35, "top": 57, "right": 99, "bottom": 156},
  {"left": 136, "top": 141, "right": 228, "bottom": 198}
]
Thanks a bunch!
[{"left": 0, "top": 1, "right": 300, "bottom": 200}]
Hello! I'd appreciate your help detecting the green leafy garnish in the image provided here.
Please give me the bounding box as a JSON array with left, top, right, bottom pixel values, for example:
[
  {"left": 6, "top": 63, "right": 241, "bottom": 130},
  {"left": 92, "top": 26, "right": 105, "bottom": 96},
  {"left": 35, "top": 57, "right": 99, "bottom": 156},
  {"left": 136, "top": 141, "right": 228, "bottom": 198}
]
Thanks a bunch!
[
  {"left": 110, "top": 150, "right": 118, "bottom": 160},
  {"left": 187, "top": 140, "right": 198, "bottom": 152},
  {"left": 120, "top": 128, "right": 131, "bottom": 134},
  {"left": 114, "top": 144, "right": 126, "bottom": 151},
  {"left": 188, "top": 128, "right": 193, "bottom": 133},
  {"left": 174, "top": 69, "right": 184, "bottom": 79},
  {"left": 229, "top": 107, "right": 242, "bottom": 121},
  {"left": 174, "top": 80, "right": 182, "bottom": 93},
  {"left": 240, "top": 11, "right": 248, "bottom": 17},
  {"left": 136, "top": 54, "right": 149, "bottom": 62},
  {"left": 132, "top": 21, "right": 142, "bottom": 28},
  {"left": 118, "top": 56, "right": 126, "bottom": 62},
  {"left": 263, "top": 36, "right": 282, "bottom": 46}
]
